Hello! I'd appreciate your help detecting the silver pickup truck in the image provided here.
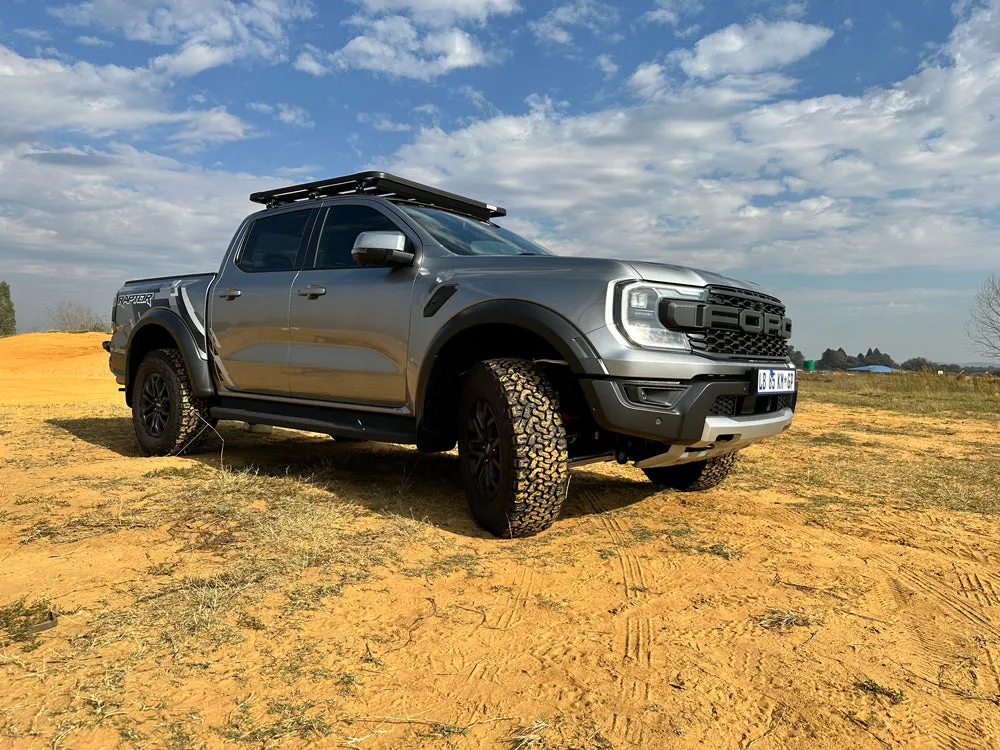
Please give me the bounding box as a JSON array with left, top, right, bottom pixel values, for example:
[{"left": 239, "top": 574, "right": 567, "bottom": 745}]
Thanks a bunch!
[{"left": 105, "top": 171, "right": 796, "bottom": 537}]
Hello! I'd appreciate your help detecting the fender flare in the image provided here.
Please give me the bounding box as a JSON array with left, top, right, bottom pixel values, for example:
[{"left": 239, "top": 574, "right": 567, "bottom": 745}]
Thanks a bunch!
[
  {"left": 125, "top": 309, "right": 216, "bottom": 401},
  {"left": 415, "top": 299, "right": 606, "bottom": 417}
]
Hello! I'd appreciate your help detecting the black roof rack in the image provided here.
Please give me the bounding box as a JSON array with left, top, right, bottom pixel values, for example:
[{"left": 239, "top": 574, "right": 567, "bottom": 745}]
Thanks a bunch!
[{"left": 249, "top": 170, "right": 506, "bottom": 221}]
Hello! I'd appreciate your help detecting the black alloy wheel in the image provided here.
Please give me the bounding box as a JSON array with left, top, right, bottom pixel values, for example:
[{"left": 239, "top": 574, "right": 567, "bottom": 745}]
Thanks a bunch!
[
  {"left": 467, "top": 399, "right": 502, "bottom": 496},
  {"left": 131, "top": 348, "right": 214, "bottom": 456},
  {"left": 140, "top": 372, "right": 171, "bottom": 438}
]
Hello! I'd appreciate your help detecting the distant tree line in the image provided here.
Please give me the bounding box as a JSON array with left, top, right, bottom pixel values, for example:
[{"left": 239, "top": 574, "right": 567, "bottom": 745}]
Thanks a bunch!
[
  {"left": 787, "top": 345, "right": 996, "bottom": 374},
  {"left": 815, "top": 347, "right": 898, "bottom": 370}
]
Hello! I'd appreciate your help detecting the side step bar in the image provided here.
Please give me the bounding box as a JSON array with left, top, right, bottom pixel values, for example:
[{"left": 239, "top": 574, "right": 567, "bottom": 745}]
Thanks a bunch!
[{"left": 210, "top": 397, "right": 417, "bottom": 444}]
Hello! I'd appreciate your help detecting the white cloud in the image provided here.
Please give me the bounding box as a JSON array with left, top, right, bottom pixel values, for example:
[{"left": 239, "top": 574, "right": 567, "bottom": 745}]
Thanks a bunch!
[
  {"left": 276, "top": 103, "right": 314, "bottom": 128},
  {"left": 673, "top": 20, "right": 833, "bottom": 79},
  {"left": 49, "top": 0, "right": 313, "bottom": 76},
  {"left": 358, "top": 112, "right": 412, "bottom": 131},
  {"left": 293, "top": 46, "right": 328, "bottom": 75},
  {"left": 297, "top": 15, "right": 492, "bottom": 80},
  {"left": 627, "top": 62, "right": 666, "bottom": 98},
  {"left": 15, "top": 28, "right": 54, "bottom": 41},
  {"left": 528, "top": 0, "right": 619, "bottom": 46},
  {"left": 76, "top": 35, "right": 113, "bottom": 46},
  {"left": 352, "top": 0, "right": 520, "bottom": 25},
  {"left": 0, "top": 44, "right": 249, "bottom": 147},
  {"left": 456, "top": 85, "right": 492, "bottom": 111},
  {"left": 595, "top": 53, "right": 617, "bottom": 79},
  {"left": 151, "top": 42, "right": 234, "bottom": 76},
  {"left": 644, "top": 0, "right": 703, "bottom": 27},
  {"left": 247, "top": 102, "right": 314, "bottom": 128},
  {"left": 294, "top": 0, "right": 516, "bottom": 80},
  {"left": 780, "top": 2, "right": 808, "bottom": 20}
]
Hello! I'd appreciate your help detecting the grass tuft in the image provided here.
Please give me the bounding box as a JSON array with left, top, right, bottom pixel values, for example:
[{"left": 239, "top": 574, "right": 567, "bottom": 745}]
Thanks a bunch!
[
  {"left": 758, "top": 608, "right": 823, "bottom": 630},
  {"left": 855, "top": 679, "right": 904, "bottom": 704},
  {"left": 505, "top": 719, "right": 549, "bottom": 749},
  {"left": 0, "top": 597, "right": 53, "bottom": 651}
]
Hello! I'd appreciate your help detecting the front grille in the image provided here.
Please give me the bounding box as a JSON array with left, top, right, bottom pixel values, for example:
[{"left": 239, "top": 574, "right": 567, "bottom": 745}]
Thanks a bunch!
[
  {"left": 689, "top": 329, "right": 789, "bottom": 359},
  {"left": 691, "top": 286, "right": 788, "bottom": 361}
]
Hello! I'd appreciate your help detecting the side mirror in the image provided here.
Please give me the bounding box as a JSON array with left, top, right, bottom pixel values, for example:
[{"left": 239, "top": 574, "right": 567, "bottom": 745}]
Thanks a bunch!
[{"left": 352, "top": 231, "right": 414, "bottom": 268}]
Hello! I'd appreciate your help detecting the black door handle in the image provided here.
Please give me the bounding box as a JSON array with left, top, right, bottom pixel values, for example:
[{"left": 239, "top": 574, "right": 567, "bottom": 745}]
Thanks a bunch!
[
  {"left": 218, "top": 288, "right": 242, "bottom": 300},
  {"left": 297, "top": 286, "right": 327, "bottom": 298}
]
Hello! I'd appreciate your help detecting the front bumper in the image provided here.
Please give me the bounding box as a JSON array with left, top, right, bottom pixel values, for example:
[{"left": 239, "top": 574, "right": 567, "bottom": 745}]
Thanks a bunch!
[{"left": 579, "top": 375, "right": 795, "bottom": 464}]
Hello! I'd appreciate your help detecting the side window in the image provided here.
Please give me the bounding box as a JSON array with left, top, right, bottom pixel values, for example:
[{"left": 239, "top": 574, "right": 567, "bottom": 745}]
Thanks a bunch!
[
  {"left": 314, "top": 205, "right": 402, "bottom": 269},
  {"left": 238, "top": 210, "right": 311, "bottom": 272}
]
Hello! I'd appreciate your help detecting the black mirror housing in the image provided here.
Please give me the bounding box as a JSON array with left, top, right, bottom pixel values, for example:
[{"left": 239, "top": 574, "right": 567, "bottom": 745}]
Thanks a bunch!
[{"left": 352, "top": 231, "right": 414, "bottom": 268}]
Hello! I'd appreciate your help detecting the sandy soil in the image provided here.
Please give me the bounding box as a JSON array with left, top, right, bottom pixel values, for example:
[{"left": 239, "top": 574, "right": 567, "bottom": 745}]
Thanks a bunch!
[{"left": 1, "top": 333, "right": 999, "bottom": 749}]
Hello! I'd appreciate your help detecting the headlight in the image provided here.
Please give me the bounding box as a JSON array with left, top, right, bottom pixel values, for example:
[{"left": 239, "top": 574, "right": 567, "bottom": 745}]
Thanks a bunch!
[{"left": 617, "top": 282, "right": 707, "bottom": 351}]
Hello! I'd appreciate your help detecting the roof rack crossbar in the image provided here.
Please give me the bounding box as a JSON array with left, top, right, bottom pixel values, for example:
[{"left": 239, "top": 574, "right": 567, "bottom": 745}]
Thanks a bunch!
[{"left": 248, "top": 171, "right": 506, "bottom": 221}]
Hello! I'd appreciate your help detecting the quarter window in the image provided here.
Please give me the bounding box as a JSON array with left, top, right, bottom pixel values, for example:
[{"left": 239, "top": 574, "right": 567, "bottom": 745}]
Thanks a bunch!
[
  {"left": 315, "top": 205, "right": 402, "bottom": 269},
  {"left": 238, "top": 210, "right": 311, "bottom": 272}
]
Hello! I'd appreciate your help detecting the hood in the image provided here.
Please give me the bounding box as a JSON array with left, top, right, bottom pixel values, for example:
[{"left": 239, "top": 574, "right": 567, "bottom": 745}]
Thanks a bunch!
[
  {"left": 428, "top": 254, "right": 774, "bottom": 296},
  {"left": 622, "top": 261, "right": 768, "bottom": 294}
]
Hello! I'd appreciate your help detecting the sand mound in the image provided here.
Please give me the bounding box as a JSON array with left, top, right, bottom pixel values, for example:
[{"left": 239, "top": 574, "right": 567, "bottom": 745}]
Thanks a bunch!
[{"left": 0, "top": 332, "right": 119, "bottom": 403}]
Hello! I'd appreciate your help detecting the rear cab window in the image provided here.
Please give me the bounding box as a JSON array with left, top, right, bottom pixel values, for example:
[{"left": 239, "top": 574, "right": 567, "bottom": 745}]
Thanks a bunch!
[{"left": 238, "top": 209, "right": 313, "bottom": 272}]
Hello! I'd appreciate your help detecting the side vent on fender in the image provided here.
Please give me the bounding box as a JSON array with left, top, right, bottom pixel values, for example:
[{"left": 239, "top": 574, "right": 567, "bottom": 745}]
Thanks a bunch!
[{"left": 423, "top": 284, "right": 458, "bottom": 318}]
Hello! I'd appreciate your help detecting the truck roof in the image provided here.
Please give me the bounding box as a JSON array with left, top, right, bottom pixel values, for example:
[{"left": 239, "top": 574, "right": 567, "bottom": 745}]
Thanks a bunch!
[{"left": 248, "top": 171, "right": 507, "bottom": 222}]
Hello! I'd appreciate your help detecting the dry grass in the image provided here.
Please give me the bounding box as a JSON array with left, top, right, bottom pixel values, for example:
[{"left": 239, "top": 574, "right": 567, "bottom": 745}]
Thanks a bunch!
[
  {"left": 0, "top": 597, "right": 53, "bottom": 651},
  {"left": 854, "top": 679, "right": 904, "bottom": 705},
  {"left": 731, "top": 422, "right": 1000, "bottom": 516},
  {"left": 758, "top": 608, "right": 824, "bottom": 630},
  {"left": 505, "top": 719, "right": 550, "bottom": 749},
  {"left": 800, "top": 371, "right": 999, "bottom": 416}
]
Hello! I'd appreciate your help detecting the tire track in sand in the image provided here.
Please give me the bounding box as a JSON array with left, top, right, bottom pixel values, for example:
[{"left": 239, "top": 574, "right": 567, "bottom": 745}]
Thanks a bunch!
[
  {"left": 877, "top": 559, "right": 999, "bottom": 748},
  {"left": 610, "top": 615, "right": 653, "bottom": 746},
  {"left": 582, "top": 487, "right": 655, "bottom": 746},
  {"left": 582, "top": 488, "right": 650, "bottom": 604}
]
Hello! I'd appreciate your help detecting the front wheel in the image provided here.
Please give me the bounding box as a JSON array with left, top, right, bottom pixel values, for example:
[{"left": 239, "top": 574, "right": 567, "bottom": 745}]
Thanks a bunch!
[
  {"left": 131, "top": 348, "right": 214, "bottom": 456},
  {"left": 643, "top": 452, "right": 738, "bottom": 491},
  {"left": 457, "top": 359, "right": 569, "bottom": 538}
]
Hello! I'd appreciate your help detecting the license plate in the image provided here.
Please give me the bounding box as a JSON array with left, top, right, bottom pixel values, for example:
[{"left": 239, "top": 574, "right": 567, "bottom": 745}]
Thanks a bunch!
[{"left": 754, "top": 368, "right": 796, "bottom": 394}]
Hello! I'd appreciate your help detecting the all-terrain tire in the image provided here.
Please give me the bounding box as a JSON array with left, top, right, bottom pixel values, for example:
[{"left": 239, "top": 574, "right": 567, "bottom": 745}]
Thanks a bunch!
[
  {"left": 132, "top": 348, "right": 214, "bottom": 456},
  {"left": 457, "top": 358, "right": 569, "bottom": 538},
  {"left": 643, "top": 451, "right": 739, "bottom": 491}
]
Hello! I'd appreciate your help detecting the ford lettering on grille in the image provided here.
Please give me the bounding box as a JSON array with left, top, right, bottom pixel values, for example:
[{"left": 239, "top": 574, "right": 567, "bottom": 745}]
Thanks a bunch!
[
  {"left": 661, "top": 301, "right": 793, "bottom": 339},
  {"left": 660, "top": 287, "right": 793, "bottom": 361}
]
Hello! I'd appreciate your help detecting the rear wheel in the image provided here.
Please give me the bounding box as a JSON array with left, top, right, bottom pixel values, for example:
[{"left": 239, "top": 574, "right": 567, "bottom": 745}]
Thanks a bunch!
[
  {"left": 643, "top": 452, "right": 738, "bottom": 491},
  {"left": 132, "top": 348, "right": 214, "bottom": 456},
  {"left": 457, "top": 359, "right": 569, "bottom": 538}
]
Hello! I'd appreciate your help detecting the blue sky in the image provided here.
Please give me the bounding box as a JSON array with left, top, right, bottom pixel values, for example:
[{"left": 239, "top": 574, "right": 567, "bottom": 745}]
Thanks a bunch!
[{"left": 0, "top": 0, "right": 996, "bottom": 363}]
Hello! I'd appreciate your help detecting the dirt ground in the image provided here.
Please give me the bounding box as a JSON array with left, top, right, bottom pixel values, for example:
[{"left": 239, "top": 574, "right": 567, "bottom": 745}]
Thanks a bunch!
[{"left": 1, "top": 332, "right": 999, "bottom": 749}]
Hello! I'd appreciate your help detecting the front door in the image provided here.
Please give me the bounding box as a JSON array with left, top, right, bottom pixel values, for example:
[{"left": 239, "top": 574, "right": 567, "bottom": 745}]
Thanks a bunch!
[
  {"left": 210, "top": 207, "right": 315, "bottom": 396},
  {"left": 287, "top": 203, "right": 417, "bottom": 406}
]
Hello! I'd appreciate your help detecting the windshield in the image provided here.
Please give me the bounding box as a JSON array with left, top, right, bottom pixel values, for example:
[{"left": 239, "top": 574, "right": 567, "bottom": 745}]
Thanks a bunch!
[{"left": 396, "top": 204, "right": 555, "bottom": 257}]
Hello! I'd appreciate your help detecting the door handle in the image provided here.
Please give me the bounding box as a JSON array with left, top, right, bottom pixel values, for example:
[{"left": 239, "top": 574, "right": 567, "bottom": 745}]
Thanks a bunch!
[
  {"left": 297, "top": 286, "right": 327, "bottom": 298},
  {"left": 218, "top": 288, "right": 242, "bottom": 300}
]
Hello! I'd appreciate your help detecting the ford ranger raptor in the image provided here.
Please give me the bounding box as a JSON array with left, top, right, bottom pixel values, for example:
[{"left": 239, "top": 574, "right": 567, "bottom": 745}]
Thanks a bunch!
[{"left": 105, "top": 171, "right": 796, "bottom": 537}]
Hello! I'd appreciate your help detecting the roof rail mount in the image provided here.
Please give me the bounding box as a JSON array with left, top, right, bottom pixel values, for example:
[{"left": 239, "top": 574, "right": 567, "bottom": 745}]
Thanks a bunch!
[{"left": 249, "top": 170, "right": 506, "bottom": 221}]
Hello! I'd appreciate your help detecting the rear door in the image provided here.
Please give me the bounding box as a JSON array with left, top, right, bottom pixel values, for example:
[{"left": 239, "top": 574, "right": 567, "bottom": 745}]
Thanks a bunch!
[
  {"left": 210, "top": 207, "right": 315, "bottom": 396},
  {"left": 287, "top": 202, "right": 418, "bottom": 406}
]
